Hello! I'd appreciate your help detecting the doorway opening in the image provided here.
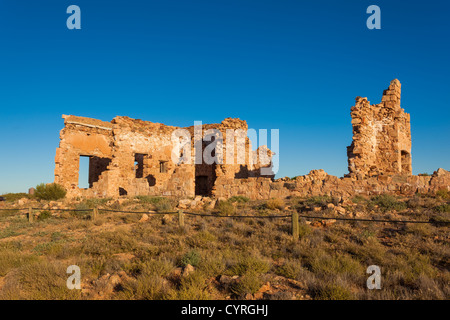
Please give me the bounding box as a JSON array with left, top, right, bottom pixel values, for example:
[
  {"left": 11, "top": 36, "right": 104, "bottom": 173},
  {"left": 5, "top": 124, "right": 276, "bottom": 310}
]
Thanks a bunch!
[
  {"left": 134, "top": 153, "right": 147, "bottom": 178},
  {"left": 78, "top": 156, "right": 90, "bottom": 189},
  {"left": 78, "top": 155, "right": 112, "bottom": 189},
  {"left": 400, "top": 150, "right": 411, "bottom": 174}
]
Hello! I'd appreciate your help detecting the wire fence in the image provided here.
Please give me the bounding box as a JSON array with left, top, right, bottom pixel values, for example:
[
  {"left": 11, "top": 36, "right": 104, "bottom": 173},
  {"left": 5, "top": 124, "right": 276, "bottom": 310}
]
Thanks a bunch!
[{"left": 0, "top": 206, "right": 448, "bottom": 226}]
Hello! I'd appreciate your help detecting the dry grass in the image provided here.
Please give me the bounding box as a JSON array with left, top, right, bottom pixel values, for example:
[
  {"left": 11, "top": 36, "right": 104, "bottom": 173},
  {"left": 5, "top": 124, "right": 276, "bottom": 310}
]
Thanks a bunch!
[{"left": 0, "top": 192, "right": 448, "bottom": 300}]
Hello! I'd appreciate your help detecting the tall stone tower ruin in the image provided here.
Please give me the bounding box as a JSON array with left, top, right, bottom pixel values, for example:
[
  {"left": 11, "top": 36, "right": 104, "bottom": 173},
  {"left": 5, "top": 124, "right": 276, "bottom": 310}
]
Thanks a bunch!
[{"left": 347, "top": 79, "right": 412, "bottom": 178}]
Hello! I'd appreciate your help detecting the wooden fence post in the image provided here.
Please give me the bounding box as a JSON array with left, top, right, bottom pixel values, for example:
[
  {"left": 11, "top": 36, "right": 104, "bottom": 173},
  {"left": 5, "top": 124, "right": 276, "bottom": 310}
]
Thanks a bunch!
[
  {"left": 92, "top": 207, "right": 98, "bottom": 221},
  {"left": 178, "top": 210, "right": 185, "bottom": 228},
  {"left": 28, "top": 207, "right": 33, "bottom": 223},
  {"left": 292, "top": 212, "right": 299, "bottom": 240}
]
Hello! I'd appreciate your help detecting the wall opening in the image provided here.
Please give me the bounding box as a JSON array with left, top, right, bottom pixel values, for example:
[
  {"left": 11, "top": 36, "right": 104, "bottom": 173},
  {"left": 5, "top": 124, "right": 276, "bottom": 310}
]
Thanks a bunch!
[
  {"left": 89, "top": 156, "right": 111, "bottom": 187},
  {"left": 160, "top": 161, "right": 168, "bottom": 173},
  {"left": 146, "top": 174, "right": 156, "bottom": 187},
  {"left": 194, "top": 138, "right": 217, "bottom": 196},
  {"left": 79, "top": 155, "right": 111, "bottom": 189},
  {"left": 195, "top": 175, "right": 209, "bottom": 196},
  {"left": 134, "top": 153, "right": 146, "bottom": 178},
  {"left": 400, "top": 150, "right": 411, "bottom": 174},
  {"left": 119, "top": 187, "right": 128, "bottom": 196},
  {"left": 78, "top": 156, "right": 90, "bottom": 189}
]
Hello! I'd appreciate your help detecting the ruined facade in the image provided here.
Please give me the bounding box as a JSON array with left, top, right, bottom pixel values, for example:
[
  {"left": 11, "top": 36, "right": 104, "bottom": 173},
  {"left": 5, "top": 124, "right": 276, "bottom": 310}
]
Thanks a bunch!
[
  {"left": 347, "top": 79, "right": 412, "bottom": 178},
  {"left": 54, "top": 115, "right": 273, "bottom": 199},
  {"left": 54, "top": 80, "right": 448, "bottom": 201}
]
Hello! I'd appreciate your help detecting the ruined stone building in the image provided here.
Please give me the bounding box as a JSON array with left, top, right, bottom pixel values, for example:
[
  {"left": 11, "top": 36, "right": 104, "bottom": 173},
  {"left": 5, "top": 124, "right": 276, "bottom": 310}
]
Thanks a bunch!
[
  {"left": 55, "top": 79, "right": 448, "bottom": 201},
  {"left": 347, "top": 79, "right": 412, "bottom": 178},
  {"left": 54, "top": 115, "right": 273, "bottom": 199}
]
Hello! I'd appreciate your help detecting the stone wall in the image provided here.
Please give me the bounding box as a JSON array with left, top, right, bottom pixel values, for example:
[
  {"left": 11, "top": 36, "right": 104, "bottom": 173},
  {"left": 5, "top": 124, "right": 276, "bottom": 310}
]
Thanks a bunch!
[
  {"left": 214, "top": 168, "right": 450, "bottom": 200},
  {"left": 347, "top": 79, "right": 412, "bottom": 178},
  {"left": 55, "top": 115, "right": 272, "bottom": 199}
]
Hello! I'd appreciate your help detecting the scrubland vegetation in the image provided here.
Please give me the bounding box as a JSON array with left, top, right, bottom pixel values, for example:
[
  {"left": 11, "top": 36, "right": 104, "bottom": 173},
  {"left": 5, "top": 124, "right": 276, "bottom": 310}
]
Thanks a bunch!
[{"left": 0, "top": 190, "right": 448, "bottom": 300}]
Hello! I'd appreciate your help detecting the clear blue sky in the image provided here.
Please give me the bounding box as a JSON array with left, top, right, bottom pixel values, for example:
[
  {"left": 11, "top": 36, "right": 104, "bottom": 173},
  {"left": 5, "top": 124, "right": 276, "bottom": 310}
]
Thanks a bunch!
[{"left": 0, "top": 0, "right": 449, "bottom": 193}]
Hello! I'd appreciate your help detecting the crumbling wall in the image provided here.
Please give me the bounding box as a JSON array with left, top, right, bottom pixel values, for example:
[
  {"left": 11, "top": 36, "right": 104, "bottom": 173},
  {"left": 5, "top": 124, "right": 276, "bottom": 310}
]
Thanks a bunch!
[
  {"left": 104, "top": 116, "right": 196, "bottom": 198},
  {"left": 55, "top": 115, "right": 271, "bottom": 199},
  {"left": 347, "top": 79, "right": 412, "bottom": 178},
  {"left": 214, "top": 169, "right": 450, "bottom": 200},
  {"left": 54, "top": 115, "right": 114, "bottom": 198}
]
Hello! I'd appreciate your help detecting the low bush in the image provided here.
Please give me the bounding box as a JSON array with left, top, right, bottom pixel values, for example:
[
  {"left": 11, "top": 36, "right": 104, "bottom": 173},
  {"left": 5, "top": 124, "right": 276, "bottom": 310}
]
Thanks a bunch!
[
  {"left": 351, "top": 195, "right": 367, "bottom": 204},
  {"left": 168, "top": 272, "right": 210, "bottom": 300},
  {"left": 217, "top": 200, "right": 235, "bottom": 216},
  {"left": 135, "top": 196, "right": 165, "bottom": 204},
  {"left": 130, "top": 258, "right": 174, "bottom": 278},
  {"left": 230, "top": 271, "right": 262, "bottom": 296},
  {"left": 435, "top": 189, "right": 449, "bottom": 200},
  {"left": 229, "top": 255, "right": 271, "bottom": 276},
  {"left": 0, "top": 193, "right": 31, "bottom": 202},
  {"left": 433, "top": 204, "right": 450, "bottom": 213},
  {"left": 118, "top": 274, "right": 169, "bottom": 300},
  {"left": 305, "top": 195, "right": 336, "bottom": 207},
  {"left": 369, "top": 194, "right": 407, "bottom": 212},
  {"left": 35, "top": 183, "right": 66, "bottom": 201},
  {"left": 275, "top": 260, "right": 304, "bottom": 280},
  {"left": 153, "top": 198, "right": 175, "bottom": 212},
  {"left": 180, "top": 250, "right": 201, "bottom": 267},
  {"left": 0, "top": 259, "right": 81, "bottom": 299},
  {"left": 313, "top": 282, "right": 354, "bottom": 300},
  {"left": 37, "top": 210, "right": 52, "bottom": 221},
  {"left": 265, "top": 198, "right": 284, "bottom": 210},
  {"left": 228, "top": 196, "right": 250, "bottom": 203}
]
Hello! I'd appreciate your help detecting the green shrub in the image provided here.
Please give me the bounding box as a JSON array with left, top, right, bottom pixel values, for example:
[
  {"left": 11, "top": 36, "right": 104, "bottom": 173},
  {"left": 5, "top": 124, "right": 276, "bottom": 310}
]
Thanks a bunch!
[
  {"left": 0, "top": 260, "right": 81, "bottom": 299},
  {"left": 198, "top": 253, "right": 226, "bottom": 277},
  {"left": 154, "top": 198, "right": 175, "bottom": 212},
  {"left": 228, "top": 196, "right": 250, "bottom": 203},
  {"left": 118, "top": 274, "right": 169, "bottom": 300},
  {"left": 305, "top": 195, "right": 334, "bottom": 207},
  {"left": 35, "top": 183, "right": 66, "bottom": 201},
  {"left": 37, "top": 210, "right": 52, "bottom": 221},
  {"left": 307, "top": 251, "right": 362, "bottom": 276},
  {"left": 130, "top": 258, "right": 174, "bottom": 278},
  {"left": 168, "top": 272, "right": 210, "bottom": 300},
  {"left": 229, "top": 255, "right": 271, "bottom": 276},
  {"left": 81, "top": 198, "right": 112, "bottom": 208},
  {"left": 0, "top": 193, "right": 31, "bottom": 202},
  {"left": 186, "top": 231, "right": 217, "bottom": 248},
  {"left": 82, "top": 230, "right": 138, "bottom": 257},
  {"left": 136, "top": 196, "right": 165, "bottom": 204},
  {"left": 351, "top": 195, "right": 367, "bottom": 204},
  {"left": 369, "top": 194, "right": 407, "bottom": 212},
  {"left": 230, "top": 271, "right": 263, "bottom": 296},
  {"left": 298, "top": 223, "right": 312, "bottom": 238},
  {"left": 435, "top": 189, "right": 449, "bottom": 200},
  {"left": 0, "top": 248, "right": 38, "bottom": 276},
  {"left": 275, "top": 260, "right": 303, "bottom": 279},
  {"left": 265, "top": 198, "right": 284, "bottom": 210},
  {"left": 433, "top": 204, "right": 450, "bottom": 213},
  {"left": 313, "top": 282, "right": 354, "bottom": 300},
  {"left": 217, "top": 200, "right": 235, "bottom": 216},
  {"left": 180, "top": 250, "right": 201, "bottom": 267}
]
